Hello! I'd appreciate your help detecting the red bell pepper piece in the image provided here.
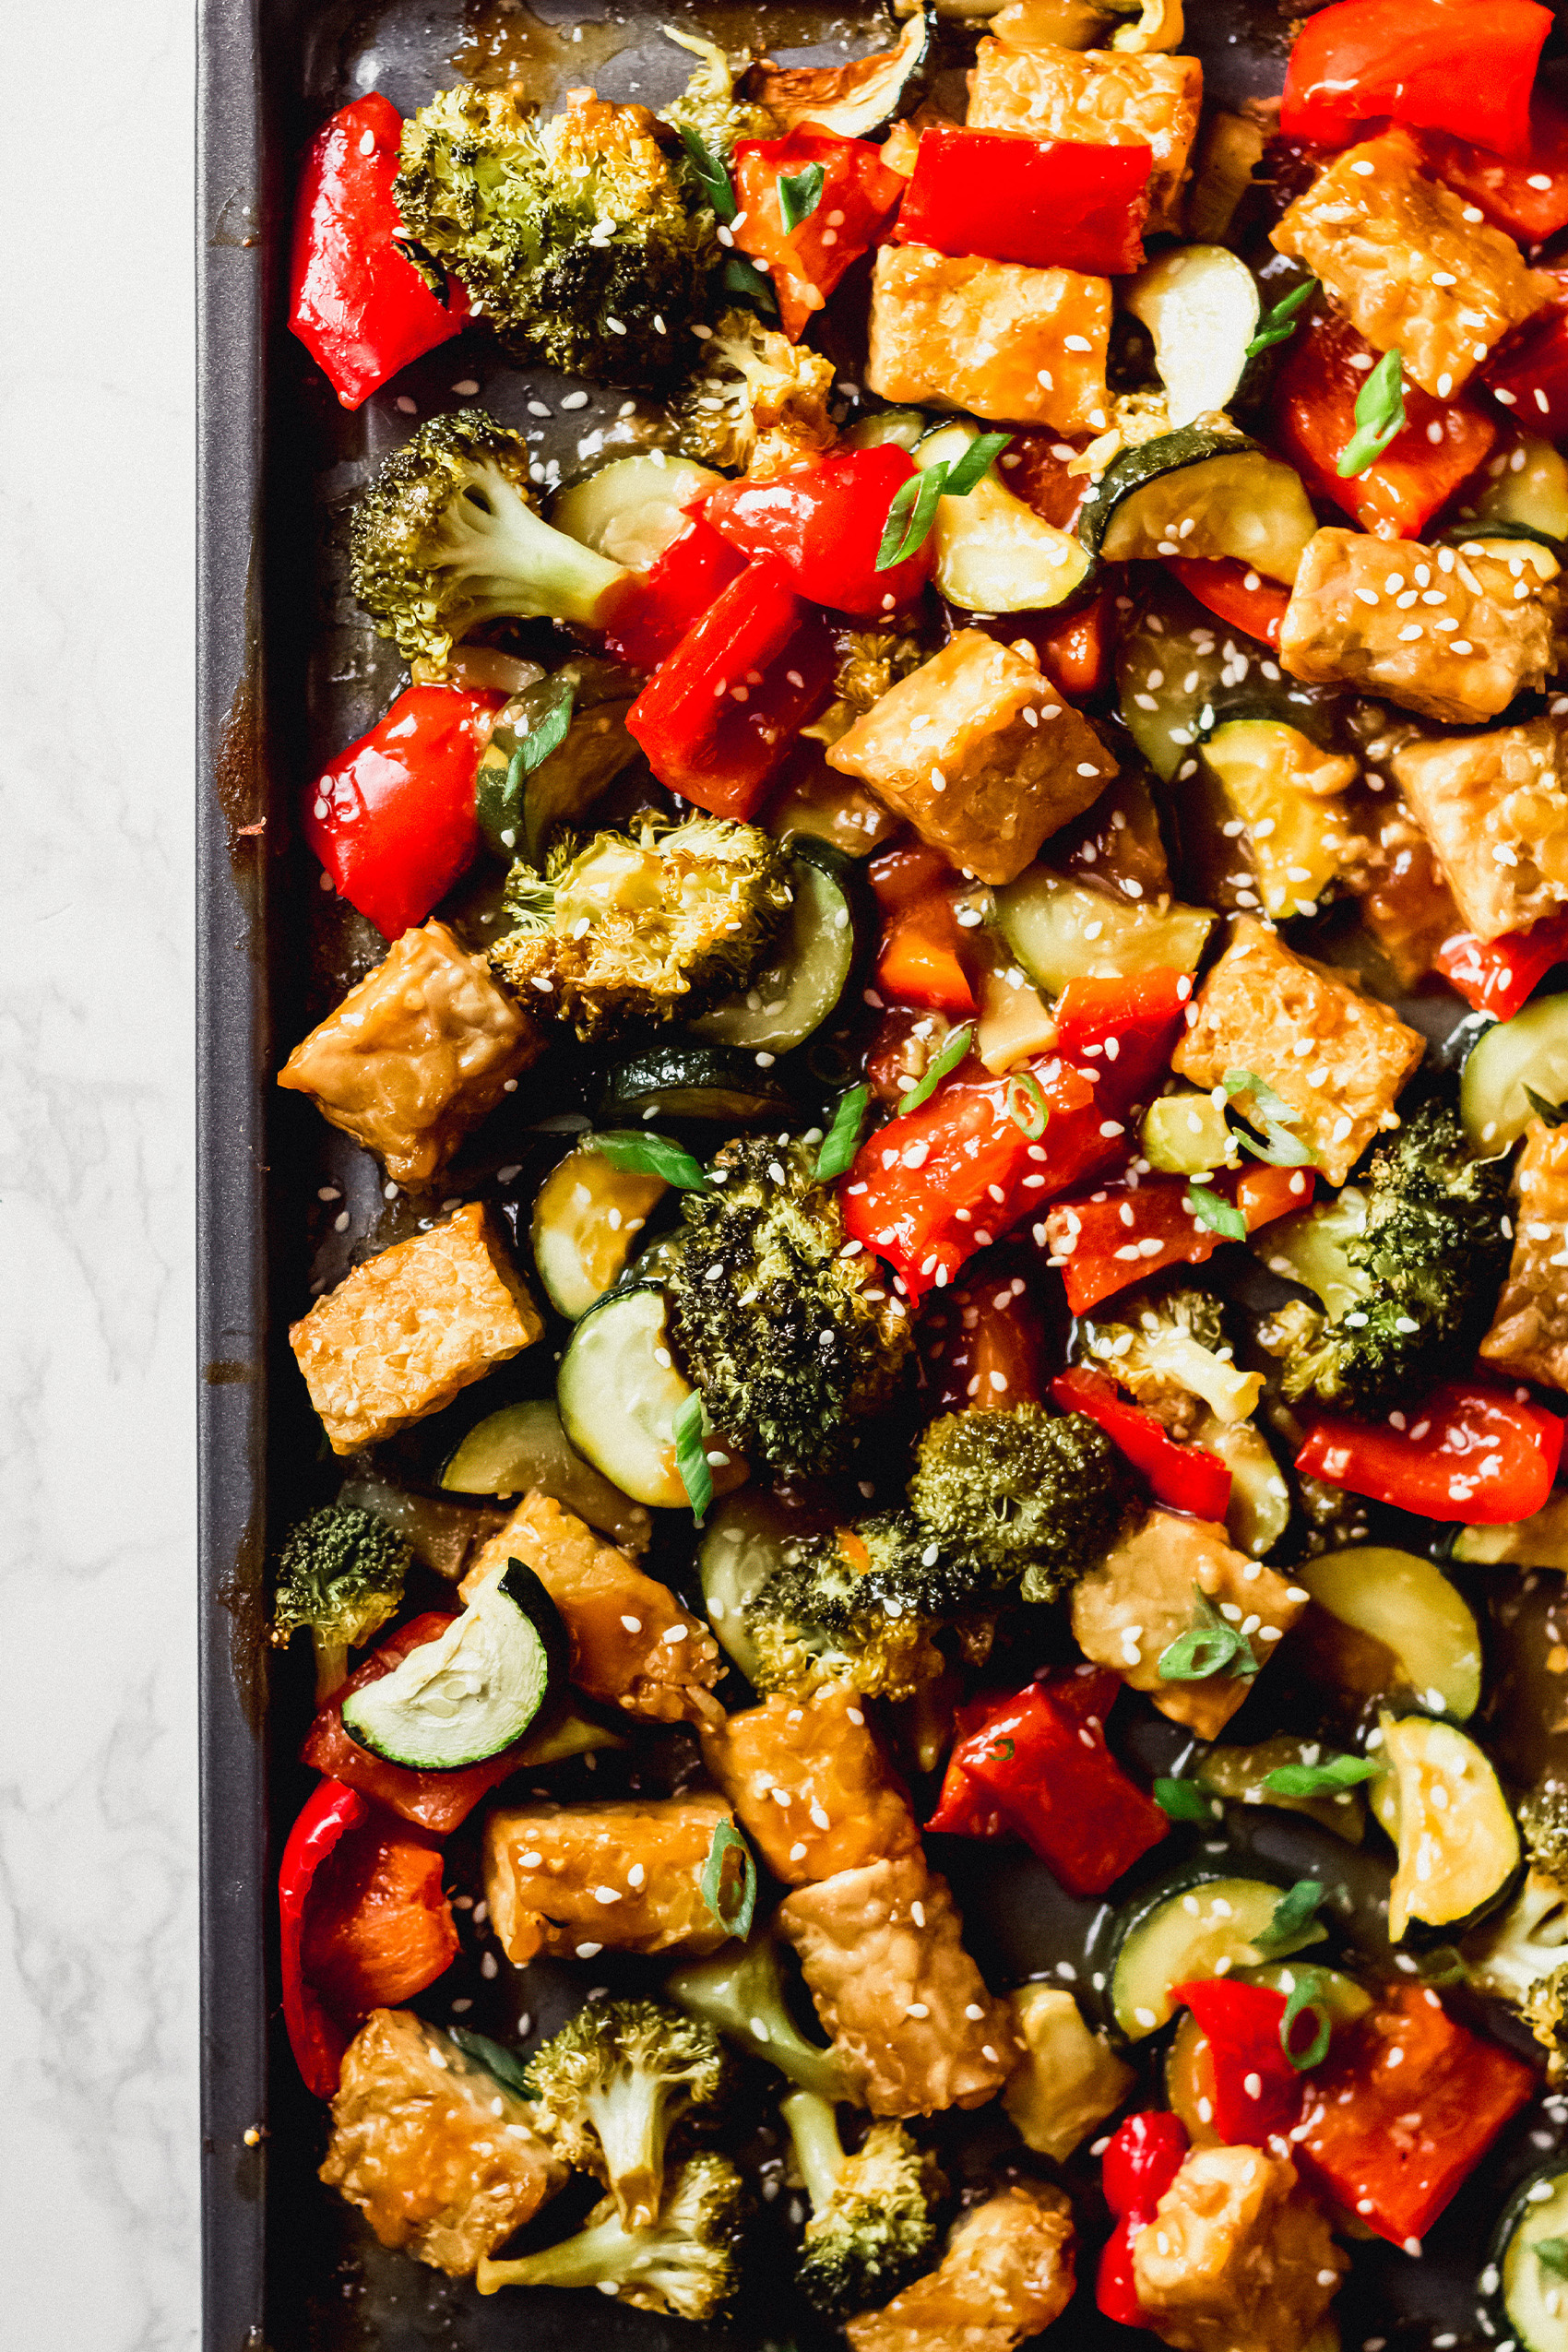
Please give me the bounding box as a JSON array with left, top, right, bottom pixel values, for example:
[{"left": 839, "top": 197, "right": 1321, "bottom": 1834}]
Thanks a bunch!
[
  {"left": 955, "top": 1669, "right": 1169, "bottom": 1895},
  {"left": 279, "top": 1779, "right": 370, "bottom": 2097},
  {"left": 918, "top": 1265, "right": 1051, "bottom": 1415},
  {"left": 1175, "top": 1979, "right": 1305, "bottom": 2146},
  {"left": 1050, "top": 968, "right": 1192, "bottom": 1102},
  {"left": 304, "top": 684, "right": 500, "bottom": 941},
  {"left": 869, "top": 840, "right": 964, "bottom": 915},
  {"left": 625, "top": 557, "right": 835, "bottom": 818},
  {"left": 1281, "top": 0, "right": 1551, "bottom": 158},
  {"left": 1295, "top": 1987, "right": 1535, "bottom": 2249},
  {"left": 897, "top": 125, "right": 1151, "bottom": 276},
  {"left": 1271, "top": 308, "right": 1497, "bottom": 540},
  {"left": 731, "top": 129, "right": 906, "bottom": 342},
  {"left": 1486, "top": 304, "right": 1568, "bottom": 437},
  {"left": 1048, "top": 1164, "right": 1316, "bottom": 1314},
  {"left": 1052, "top": 1365, "right": 1232, "bottom": 1519},
  {"left": 604, "top": 512, "right": 745, "bottom": 671},
  {"left": 1412, "top": 95, "right": 1568, "bottom": 243},
  {"left": 706, "top": 447, "right": 934, "bottom": 618},
  {"left": 876, "top": 898, "right": 976, "bottom": 1015},
  {"left": 925, "top": 1690, "right": 1020, "bottom": 1838},
  {"left": 300, "top": 1806, "right": 458, "bottom": 2035},
  {"left": 1296, "top": 1379, "right": 1563, "bottom": 1524},
  {"left": 289, "top": 93, "right": 470, "bottom": 410},
  {"left": 302, "top": 1612, "right": 533, "bottom": 1833},
  {"left": 978, "top": 589, "right": 1118, "bottom": 701},
  {"left": 1165, "top": 556, "right": 1290, "bottom": 649},
  {"left": 1434, "top": 910, "right": 1568, "bottom": 1019},
  {"left": 1098, "top": 2111, "right": 1190, "bottom": 2327}
]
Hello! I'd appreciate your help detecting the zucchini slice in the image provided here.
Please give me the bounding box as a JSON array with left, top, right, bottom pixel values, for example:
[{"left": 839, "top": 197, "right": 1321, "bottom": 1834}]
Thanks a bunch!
[
  {"left": 698, "top": 1491, "right": 808, "bottom": 1683},
  {"left": 557, "top": 1284, "right": 748, "bottom": 1511},
  {"left": 340, "top": 1560, "right": 567, "bottom": 1770},
  {"left": 1117, "top": 580, "right": 1342, "bottom": 782},
  {"left": 1371, "top": 1712, "right": 1520, "bottom": 1942},
  {"left": 913, "top": 423, "right": 1093, "bottom": 613},
  {"left": 1201, "top": 719, "right": 1360, "bottom": 921},
  {"left": 1123, "top": 247, "right": 1262, "bottom": 430},
  {"left": 552, "top": 453, "right": 722, "bottom": 571},
  {"left": 1294, "top": 1548, "right": 1482, "bottom": 1722},
  {"left": 1490, "top": 2164, "right": 1568, "bottom": 2352},
  {"left": 530, "top": 1139, "right": 670, "bottom": 1321},
  {"left": 691, "top": 842, "right": 865, "bottom": 1053},
  {"left": 474, "top": 659, "right": 640, "bottom": 866},
  {"left": 841, "top": 408, "right": 927, "bottom": 454},
  {"left": 1476, "top": 434, "right": 1568, "bottom": 542},
  {"left": 598, "top": 1044, "right": 798, "bottom": 1126},
  {"left": 1462, "top": 992, "right": 1568, "bottom": 1155},
  {"left": 441, "top": 1397, "right": 654, "bottom": 1554},
  {"left": 1109, "top": 1872, "right": 1326, "bottom": 2040},
  {"left": 1079, "top": 428, "right": 1317, "bottom": 585},
  {"left": 992, "top": 869, "right": 1214, "bottom": 993}
]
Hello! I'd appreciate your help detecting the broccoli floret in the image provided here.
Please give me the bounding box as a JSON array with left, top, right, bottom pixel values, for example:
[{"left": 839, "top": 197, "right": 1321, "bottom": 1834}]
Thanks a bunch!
[
  {"left": 665, "top": 1137, "right": 913, "bottom": 1474},
  {"left": 525, "top": 1999, "right": 729, "bottom": 2227},
  {"left": 270, "top": 1503, "right": 410, "bottom": 1704},
  {"left": 906, "top": 1406, "right": 1130, "bottom": 1600},
  {"left": 665, "top": 1932, "right": 848, "bottom": 2102},
  {"left": 1082, "top": 1289, "right": 1264, "bottom": 1439},
  {"left": 395, "top": 85, "right": 721, "bottom": 386},
  {"left": 671, "top": 306, "right": 837, "bottom": 474},
  {"left": 805, "top": 630, "right": 929, "bottom": 751},
  {"left": 1256, "top": 1100, "right": 1511, "bottom": 1419},
  {"left": 476, "top": 2149, "right": 745, "bottom": 2319},
  {"left": 781, "top": 2091, "right": 944, "bottom": 2316},
  {"left": 489, "top": 814, "right": 793, "bottom": 1039},
  {"left": 350, "top": 410, "right": 630, "bottom": 671},
  {"left": 659, "top": 29, "right": 778, "bottom": 158},
  {"left": 743, "top": 1512, "right": 988, "bottom": 1701},
  {"left": 1465, "top": 1792, "right": 1568, "bottom": 2076}
]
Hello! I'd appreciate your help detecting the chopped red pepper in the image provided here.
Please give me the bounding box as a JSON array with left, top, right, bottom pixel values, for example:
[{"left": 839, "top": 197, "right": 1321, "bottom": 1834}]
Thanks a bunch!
[
  {"left": 706, "top": 446, "right": 934, "bottom": 619},
  {"left": 1485, "top": 303, "right": 1568, "bottom": 439},
  {"left": 302, "top": 1612, "right": 533, "bottom": 1833},
  {"left": 1296, "top": 1379, "right": 1563, "bottom": 1524},
  {"left": 1412, "top": 96, "right": 1568, "bottom": 244},
  {"left": 868, "top": 840, "right": 964, "bottom": 915},
  {"left": 1098, "top": 2110, "right": 1190, "bottom": 2327},
  {"left": 1434, "top": 911, "right": 1568, "bottom": 1019},
  {"left": 1052, "top": 1364, "right": 1233, "bottom": 1520},
  {"left": 624, "top": 556, "right": 836, "bottom": 819},
  {"left": 1175, "top": 1978, "right": 1305, "bottom": 2146},
  {"left": 1280, "top": 0, "right": 1551, "bottom": 158},
  {"left": 289, "top": 94, "right": 470, "bottom": 410},
  {"left": 300, "top": 1806, "right": 458, "bottom": 2031},
  {"left": 603, "top": 512, "right": 746, "bottom": 671},
  {"left": 997, "top": 436, "right": 1089, "bottom": 534},
  {"left": 896, "top": 125, "right": 1151, "bottom": 275},
  {"left": 303, "top": 684, "right": 501, "bottom": 940},
  {"left": 977, "top": 589, "right": 1118, "bottom": 701},
  {"left": 1047, "top": 1163, "right": 1316, "bottom": 1314},
  {"left": 1050, "top": 968, "right": 1193, "bottom": 1102},
  {"left": 1165, "top": 556, "right": 1290, "bottom": 649},
  {"left": 279, "top": 1779, "right": 370, "bottom": 2097},
  {"left": 1295, "top": 1987, "right": 1534, "bottom": 2248},
  {"left": 925, "top": 1690, "right": 1020, "bottom": 1838},
  {"left": 954, "top": 1668, "right": 1169, "bottom": 1895},
  {"left": 1271, "top": 307, "right": 1497, "bottom": 540},
  {"left": 731, "top": 129, "right": 905, "bottom": 342},
  {"left": 876, "top": 897, "right": 976, "bottom": 1015},
  {"left": 918, "top": 1266, "right": 1051, "bottom": 1416}
]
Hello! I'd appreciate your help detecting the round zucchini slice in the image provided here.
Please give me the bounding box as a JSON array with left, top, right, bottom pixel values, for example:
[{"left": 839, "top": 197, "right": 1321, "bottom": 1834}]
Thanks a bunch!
[
  {"left": 557, "top": 1283, "right": 748, "bottom": 1510},
  {"left": 1489, "top": 2163, "right": 1568, "bottom": 2352},
  {"left": 442, "top": 1397, "right": 654, "bottom": 1554},
  {"left": 599, "top": 1044, "right": 799, "bottom": 1126},
  {"left": 690, "top": 842, "right": 866, "bottom": 1053},
  {"left": 992, "top": 869, "right": 1214, "bottom": 993},
  {"left": 340, "top": 1560, "right": 567, "bottom": 1770},
  {"left": 530, "top": 1139, "right": 670, "bottom": 1320},
  {"left": 841, "top": 407, "right": 928, "bottom": 454},
  {"left": 1080, "top": 427, "right": 1317, "bottom": 584},
  {"left": 1371, "top": 1712, "right": 1521, "bottom": 1942},
  {"left": 1123, "top": 246, "right": 1262, "bottom": 430},
  {"left": 698, "top": 1490, "right": 808, "bottom": 1683},
  {"left": 1294, "top": 1547, "right": 1482, "bottom": 1722},
  {"left": 913, "top": 423, "right": 1094, "bottom": 613},
  {"left": 551, "top": 452, "right": 723, "bottom": 570},
  {"left": 1462, "top": 992, "right": 1568, "bottom": 1155},
  {"left": 1477, "top": 434, "right": 1568, "bottom": 541},
  {"left": 1109, "top": 1871, "right": 1326, "bottom": 2040},
  {"left": 474, "top": 659, "right": 641, "bottom": 867}
]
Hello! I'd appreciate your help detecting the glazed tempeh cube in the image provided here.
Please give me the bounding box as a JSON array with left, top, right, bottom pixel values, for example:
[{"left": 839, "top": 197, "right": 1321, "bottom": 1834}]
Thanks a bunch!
[
  {"left": 1481, "top": 1121, "right": 1568, "bottom": 1391},
  {"left": 699, "top": 1682, "right": 921, "bottom": 1884},
  {"left": 867, "top": 244, "right": 1112, "bottom": 434},
  {"left": 968, "top": 41, "right": 1202, "bottom": 234},
  {"left": 483, "top": 1791, "right": 740, "bottom": 1965},
  {"left": 1393, "top": 714, "right": 1568, "bottom": 942}
]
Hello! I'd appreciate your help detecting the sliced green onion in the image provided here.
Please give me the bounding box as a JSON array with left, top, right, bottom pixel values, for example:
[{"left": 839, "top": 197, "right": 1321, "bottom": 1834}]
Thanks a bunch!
[
  {"left": 1263, "top": 1752, "right": 1379, "bottom": 1798},
  {"left": 815, "top": 1084, "right": 871, "bottom": 1181},
  {"left": 1244, "top": 278, "right": 1317, "bottom": 358},
  {"left": 1155, "top": 1776, "right": 1216, "bottom": 1822},
  {"left": 597, "top": 1131, "right": 708, "bottom": 1192},
  {"left": 1279, "top": 1968, "right": 1333, "bottom": 2071},
  {"left": 1158, "top": 1586, "right": 1258, "bottom": 1682},
  {"left": 876, "top": 465, "right": 946, "bottom": 571},
  {"left": 1255, "top": 1877, "right": 1325, "bottom": 1955},
  {"left": 941, "top": 432, "right": 1012, "bottom": 496},
  {"left": 778, "top": 162, "right": 826, "bottom": 233},
  {"left": 701, "top": 1818, "right": 757, "bottom": 1939},
  {"left": 1337, "top": 347, "right": 1406, "bottom": 479},
  {"left": 898, "top": 1023, "right": 974, "bottom": 1114},
  {"left": 1005, "top": 1072, "right": 1050, "bottom": 1139},
  {"left": 673, "top": 1391, "right": 714, "bottom": 1526},
  {"left": 722, "top": 253, "right": 774, "bottom": 306},
  {"left": 678, "top": 125, "right": 736, "bottom": 222},
  {"left": 1183, "top": 1183, "right": 1248, "bottom": 1241}
]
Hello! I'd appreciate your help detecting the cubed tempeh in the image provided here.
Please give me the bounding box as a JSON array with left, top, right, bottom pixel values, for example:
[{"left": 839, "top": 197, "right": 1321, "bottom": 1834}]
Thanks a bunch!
[
  {"left": 867, "top": 244, "right": 1112, "bottom": 434},
  {"left": 483, "top": 1791, "right": 738, "bottom": 1966},
  {"left": 968, "top": 41, "right": 1202, "bottom": 234},
  {"left": 1393, "top": 714, "right": 1568, "bottom": 943},
  {"left": 1480, "top": 1121, "right": 1568, "bottom": 1391},
  {"left": 700, "top": 1682, "right": 921, "bottom": 1884}
]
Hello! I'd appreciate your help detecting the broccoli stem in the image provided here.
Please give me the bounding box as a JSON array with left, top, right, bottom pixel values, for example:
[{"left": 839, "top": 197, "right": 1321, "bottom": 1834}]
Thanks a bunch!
[
  {"left": 781, "top": 2090, "right": 847, "bottom": 2214},
  {"left": 313, "top": 1631, "right": 351, "bottom": 1707},
  {"left": 590, "top": 2073, "right": 668, "bottom": 2229},
  {"left": 665, "top": 1940, "right": 848, "bottom": 2103},
  {"left": 478, "top": 2204, "right": 649, "bottom": 2294},
  {"left": 460, "top": 463, "right": 629, "bottom": 628}
]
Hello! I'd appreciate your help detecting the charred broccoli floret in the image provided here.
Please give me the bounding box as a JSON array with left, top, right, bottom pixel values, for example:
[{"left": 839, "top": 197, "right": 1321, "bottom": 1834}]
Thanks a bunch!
[
  {"left": 395, "top": 86, "right": 721, "bottom": 385},
  {"left": 665, "top": 1932, "right": 848, "bottom": 2101},
  {"left": 782, "top": 2091, "right": 944, "bottom": 2316},
  {"left": 1255, "top": 1100, "right": 1511, "bottom": 1419},
  {"left": 477, "top": 2150, "right": 746, "bottom": 2318},
  {"left": 270, "top": 1503, "right": 410, "bottom": 1703},
  {"left": 350, "top": 410, "right": 629, "bottom": 671},
  {"left": 805, "top": 630, "right": 928, "bottom": 750},
  {"left": 1467, "top": 1789, "right": 1568, "bottom": 2076},
  {"left": 659, "top": 29, "right": 778, "bottom": 157},
  {"left": 743, "top": 1513, "right": 989, "bottom": 1700},
  {"left": 906, "top": 1406, "right": 1130, "bottom": 1601},
  {"left": 665, "top": 1138, "right": 913, "bottom": 1473},
  {"left": 671, "top": 306, "right": 837, "bottom": 474},
  {"left": 525, "top": 2000, "right": 729, "bottom": 2227},
  {"left": 490, "top": 814, "right": 793, "bottom": 1039},
  {"left": 1082, "top": 1289, "right": 1264, "bottom": 1439}
]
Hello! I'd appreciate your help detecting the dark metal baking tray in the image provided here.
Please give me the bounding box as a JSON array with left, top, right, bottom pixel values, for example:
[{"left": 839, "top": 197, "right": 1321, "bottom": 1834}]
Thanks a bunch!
[{"left": 198, "top": 3, "right": 1567, "bottom": 2344}]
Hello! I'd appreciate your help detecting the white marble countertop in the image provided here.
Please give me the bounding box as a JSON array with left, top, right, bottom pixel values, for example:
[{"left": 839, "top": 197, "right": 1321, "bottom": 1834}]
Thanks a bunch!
[{"left": 0, "top": 1, "right": 199, "bottom": 2344}]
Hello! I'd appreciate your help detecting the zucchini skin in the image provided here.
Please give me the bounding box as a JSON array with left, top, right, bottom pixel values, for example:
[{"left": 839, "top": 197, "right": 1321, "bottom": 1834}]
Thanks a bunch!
[
  {"left": 598, "top": 1043, "right": 799, "bottom": 1125},
  {"left": 1486, "top": 2163, "right": 1568, "bottom": 2352},
  {"left": 1077, "top": 426, "right": 1258, "bottom": 560}
]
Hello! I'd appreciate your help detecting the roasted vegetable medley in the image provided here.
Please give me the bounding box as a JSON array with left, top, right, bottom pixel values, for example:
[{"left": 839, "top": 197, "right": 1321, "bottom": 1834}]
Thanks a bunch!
[{"left": 276, "top": 0, "right": 1568, "bottom": 2342}]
